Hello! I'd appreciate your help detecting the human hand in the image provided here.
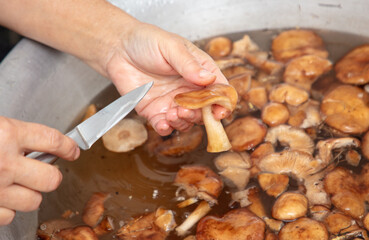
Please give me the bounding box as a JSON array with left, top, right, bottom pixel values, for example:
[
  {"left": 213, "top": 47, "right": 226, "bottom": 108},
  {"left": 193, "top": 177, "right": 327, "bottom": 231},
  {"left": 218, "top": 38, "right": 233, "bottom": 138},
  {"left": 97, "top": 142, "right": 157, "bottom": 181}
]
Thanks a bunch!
[
  {"left": 0, "top": 117, "right": 79, "bottom": 225},
  {"left": 105, "top": 22, "right": 229, "bottom": 136}
]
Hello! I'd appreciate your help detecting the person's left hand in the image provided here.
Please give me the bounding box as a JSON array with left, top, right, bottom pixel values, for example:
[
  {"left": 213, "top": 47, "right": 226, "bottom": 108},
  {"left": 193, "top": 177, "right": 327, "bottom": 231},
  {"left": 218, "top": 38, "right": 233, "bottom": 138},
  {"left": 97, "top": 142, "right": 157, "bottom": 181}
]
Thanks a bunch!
[{"left": 105, "top": 22, "right": 229, "bottom": 136}]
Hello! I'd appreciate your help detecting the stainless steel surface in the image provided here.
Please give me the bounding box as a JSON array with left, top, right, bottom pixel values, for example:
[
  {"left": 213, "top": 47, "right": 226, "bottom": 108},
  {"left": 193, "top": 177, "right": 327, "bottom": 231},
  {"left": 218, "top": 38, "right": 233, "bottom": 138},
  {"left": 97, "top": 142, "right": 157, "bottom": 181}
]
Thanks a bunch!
[
  {"left": 26, "top": 82, "right": 153, "bottom": 164},
  {"left": 0, "top": 0, "right": 368, "bottom": 239}
]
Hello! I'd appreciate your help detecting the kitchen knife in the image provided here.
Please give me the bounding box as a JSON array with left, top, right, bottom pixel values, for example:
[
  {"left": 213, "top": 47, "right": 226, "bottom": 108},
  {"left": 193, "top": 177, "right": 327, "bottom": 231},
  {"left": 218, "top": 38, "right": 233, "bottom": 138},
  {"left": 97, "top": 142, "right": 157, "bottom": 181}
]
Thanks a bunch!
[{"left": 26, "top": 81, "right": 153, "bottom": 164}]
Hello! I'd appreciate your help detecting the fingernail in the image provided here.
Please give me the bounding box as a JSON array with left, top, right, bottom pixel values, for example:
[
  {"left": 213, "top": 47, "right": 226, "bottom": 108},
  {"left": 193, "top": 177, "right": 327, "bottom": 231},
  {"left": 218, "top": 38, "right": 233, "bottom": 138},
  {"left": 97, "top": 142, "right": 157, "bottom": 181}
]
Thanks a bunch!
[
  {"left": 199, "top": 69, "right": 216, "bottom": 79},
  {"left": 73, "top": 147, "right": 80, "bottom": 160}
]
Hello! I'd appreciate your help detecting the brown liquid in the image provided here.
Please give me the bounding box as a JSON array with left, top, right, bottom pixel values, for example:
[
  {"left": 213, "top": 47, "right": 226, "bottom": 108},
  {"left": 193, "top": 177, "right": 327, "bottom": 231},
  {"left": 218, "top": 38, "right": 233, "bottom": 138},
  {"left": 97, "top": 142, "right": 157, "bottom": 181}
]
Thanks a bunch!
[{"left": 38, "top": 29, "right": 369, "bottom": 239}]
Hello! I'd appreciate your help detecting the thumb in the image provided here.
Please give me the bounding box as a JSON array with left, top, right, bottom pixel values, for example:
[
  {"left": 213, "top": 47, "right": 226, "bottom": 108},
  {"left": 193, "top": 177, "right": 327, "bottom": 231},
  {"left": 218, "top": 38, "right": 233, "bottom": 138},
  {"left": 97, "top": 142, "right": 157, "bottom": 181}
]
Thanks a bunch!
[{"left": 164, "top": 39, "right": 217, "bottom": 86}]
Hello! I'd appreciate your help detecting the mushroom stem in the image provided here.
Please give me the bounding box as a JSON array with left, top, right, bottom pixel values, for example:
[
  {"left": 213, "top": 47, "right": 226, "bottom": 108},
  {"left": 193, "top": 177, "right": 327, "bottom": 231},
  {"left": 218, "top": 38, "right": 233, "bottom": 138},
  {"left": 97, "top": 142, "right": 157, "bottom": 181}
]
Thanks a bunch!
[
  {"left": 202, "top": 105, "right": 232, "bottom": 152},
  {"left": 176, "top": 201, "right": 212, "bottom": 236},
  {"left": 177, "top": 197, "right": 199, "bottom": 208}
]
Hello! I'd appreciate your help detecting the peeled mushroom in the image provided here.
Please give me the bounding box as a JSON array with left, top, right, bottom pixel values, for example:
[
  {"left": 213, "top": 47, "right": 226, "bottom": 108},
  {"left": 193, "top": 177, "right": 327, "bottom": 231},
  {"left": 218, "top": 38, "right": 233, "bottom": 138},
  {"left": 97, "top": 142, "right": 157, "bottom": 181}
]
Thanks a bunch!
[
  {"left": 196, "top": 208, "right": 265, "bottom": 240},
  {"left": 246, "top": 87, "right": 268, "bottom": 109},
  {"left": 287, "top": 99, "right": 322, "bottom": 128},
  {"left": 278, "top": 217, "right": 328, "bottom": 240},
  {"left": 269, "top": 84, "right": 309, "bottom": 106},
  {"left": 102, "top": 118, "right": 148, "bottom": 152},
  {"left": 257, "top": 173, "right": 289, "bottom": 198},
  {"left": 324, "top": 212, "right": 357, "bottom": 235},
  {"left": 174, "top": 84, "right": 238, "bottom": 152},
  {"left": 205, "top": 36, "right": 232, "bottom": 59},
  {"left": 272, "top": 192, "right": 308, "bottom": 221},
  {"left": 309, "top": 205, "right": 331, "bottom": 222},
  {"left": 261, "top": 102, "right": 290, "bottom": 127},
  {"left": 335, "top": 44, "right": 369, "bottom": 85},
  {"left": 271, "top": 29, "right": 328, "bottom": 63},
  {"left": 320, "top": 84, "right": 369, "bottom": 134},
  {"left": 284, "top": 55, "right": 332, "bottom": 90},
  {"left": 225, "top": 116, "right": 267, "bottom": 151},
  {"left": 82, "top": 192, "right": 110, "bottom": 228}
]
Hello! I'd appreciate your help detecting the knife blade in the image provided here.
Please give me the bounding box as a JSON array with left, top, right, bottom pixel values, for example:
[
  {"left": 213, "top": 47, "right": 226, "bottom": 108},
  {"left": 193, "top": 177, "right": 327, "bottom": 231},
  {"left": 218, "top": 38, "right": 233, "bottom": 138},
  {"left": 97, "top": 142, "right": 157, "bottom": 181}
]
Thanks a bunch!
[{"left": 26, "top": 81, "right": 153, "bottom": 164}]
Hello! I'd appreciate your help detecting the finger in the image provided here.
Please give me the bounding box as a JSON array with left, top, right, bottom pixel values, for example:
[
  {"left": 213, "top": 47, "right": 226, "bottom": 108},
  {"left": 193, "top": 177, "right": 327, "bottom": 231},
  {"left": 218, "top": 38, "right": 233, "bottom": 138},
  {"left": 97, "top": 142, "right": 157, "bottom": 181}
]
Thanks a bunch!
[
  {"left": 0, "top": 207, "right": 15, "bottom": 226},
  {"left": 15, "top": 120, "right": 79, "bottom": 161},
  {"left": 162, "top": 39, "right": 216, "bottom": 86},
  {"left": 177, "top": 107, "right": 202, "bottom": 124},
  {"left": 166, "top": 108, "right": 193, "bottom": 132},
  {"left": 13, "top": 157, "right": 62, "bottom": 192},
  {"left": 0, "top": 185, "right": 42, "bottom": 212},
  {"left": 212, "top": 104, "right": 231, "bottom": 120}
]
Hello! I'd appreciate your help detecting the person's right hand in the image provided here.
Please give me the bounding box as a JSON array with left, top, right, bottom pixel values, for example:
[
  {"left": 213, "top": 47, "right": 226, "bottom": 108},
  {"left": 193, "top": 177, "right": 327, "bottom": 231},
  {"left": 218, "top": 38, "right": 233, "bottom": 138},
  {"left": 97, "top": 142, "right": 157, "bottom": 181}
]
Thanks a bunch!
[{"left": 0, "top": 116, "right": 79, "bottom": 225}]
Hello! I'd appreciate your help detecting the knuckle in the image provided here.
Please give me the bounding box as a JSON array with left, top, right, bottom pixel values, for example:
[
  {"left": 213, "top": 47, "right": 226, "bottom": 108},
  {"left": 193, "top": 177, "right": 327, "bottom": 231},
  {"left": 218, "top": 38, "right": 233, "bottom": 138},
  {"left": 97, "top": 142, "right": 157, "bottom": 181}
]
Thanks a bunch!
[
  {"left": 25, "top": 192, "right": 42, "bottom": 211},
  {"left": 45, "top": 167, "right": 63, "bottom": 192},
  {"left": 46, "top": 128, "right": 65, "bottom": 152}
]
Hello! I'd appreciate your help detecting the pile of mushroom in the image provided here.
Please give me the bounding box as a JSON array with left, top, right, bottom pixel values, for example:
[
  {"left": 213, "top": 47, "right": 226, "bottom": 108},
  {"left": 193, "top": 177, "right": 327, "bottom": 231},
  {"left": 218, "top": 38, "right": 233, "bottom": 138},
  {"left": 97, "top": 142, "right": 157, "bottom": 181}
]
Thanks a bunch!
[{"left": 38, "top": 28, "right": 369, "bottom": 240}]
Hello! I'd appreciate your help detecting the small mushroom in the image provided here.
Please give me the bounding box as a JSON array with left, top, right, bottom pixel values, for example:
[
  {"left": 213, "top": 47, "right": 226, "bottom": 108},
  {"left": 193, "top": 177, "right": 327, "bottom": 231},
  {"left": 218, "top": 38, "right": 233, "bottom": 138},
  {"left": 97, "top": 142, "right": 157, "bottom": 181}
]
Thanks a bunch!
[
  {"left": 288, "top": 99, "right": 322, "bottom": 128},
  {"left": 309, "top": 205, "right": 331, "bottom": 222},
  {"left": 278, "top": 217, "right": 329, "bottom": 240},
  {"left": 93, "top": 216, "right": 114, "bottom": 236},
  {"left": 222, "top": 65, "right": 255, "bottom": 79},
  {"left": 215, "top": 58, "right": 245, "bottom": 70},
  {"left": 345, "top": 149, "right": 361, "bottom": 167},
  {"left": 81, "top": 104, "right": 97, "bottom": 122},
  {"left": 82, "top": 192, "right": 110, "bottom": 228},
  {"left": 56, "top": 226, "right": 98, "bottom": 240},
  {"left": 102, "top": 118, "right": 148, "bottom": 152},
  {"left": 205, "top": 36, "right": 232, "bottom": 59},
  {"left": 174, "top": 84, "right": 238, "bottom": 152},
  {"left": 245, "top": 87, "right": 268, "bottom": 109},
  {"left": 231, "top": 35, "right": 260, "bottom": 57},
  {"left": 272, "top": 192, "right": 308, "bottom": 221},
  {"left": 320, "top": 84, "right": 369, "bottom": 134},
  {"left": 225, "top": 116, "right": 267, "bottom": 151},
  {"left": 257, "top": 173, "right": 289, "bottom": 198},
  {"left": 37, "top": 219, "right": 73, "bottom": 240},
  {"left": 304, "top": 171, "right": 332, "bottom": 207},
  {"left": 269, "top": 83, "right": 309, "bottom": 106},
  {"left": 284, "top": 55, "right": 332, "bottom": 90},
  {"left": 264, "top": 124, "right": 315, "bottom": 154},
  {"left": 324, "top": 212, "right": 357, "bottom": 235},
  {"left": 196, "top": 208, "right": 266, "bottom": 240},
  {"left": 335, "top": 44, "right": 369, "bottom": 85},
  {"left": 228, "top": 73, "right": 252, "bottom": 99},
  {"left": 271, "top": 29, "right": 328, "bottom": 63},
  {"left": 261, "top": 102, "right": 290, "bottom": 127}
]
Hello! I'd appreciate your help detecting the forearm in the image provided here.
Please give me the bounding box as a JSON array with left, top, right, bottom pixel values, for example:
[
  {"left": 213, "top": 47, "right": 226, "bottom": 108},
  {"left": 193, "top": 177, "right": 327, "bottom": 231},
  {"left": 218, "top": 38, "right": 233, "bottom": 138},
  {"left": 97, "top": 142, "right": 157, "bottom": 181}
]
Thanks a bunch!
[{"left": 0, "top": 0, "right": 138, "bottom": 76}]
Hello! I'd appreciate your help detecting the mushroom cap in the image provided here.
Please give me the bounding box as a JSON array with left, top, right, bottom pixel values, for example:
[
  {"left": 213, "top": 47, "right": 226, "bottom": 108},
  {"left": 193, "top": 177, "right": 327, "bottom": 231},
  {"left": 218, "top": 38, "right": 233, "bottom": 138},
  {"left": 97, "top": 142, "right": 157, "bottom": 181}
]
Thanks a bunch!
[
  {"left": 361, "top": 130, "right": 369, "bottom": 160},
  {"left": 196, "top": 208, "right": 265, "bottom": 240},
  {"left": 324, "top": 212, "right": 355, "bottom": 235},
  {"left": 278, "top": 217, "right": 328, "bottom": 240},
  {"left": 269, "top": 84, "right": 309, "bottom": 106},
  {"left": 284, "top": 55, "right": 332, "bottom": 90},
  {"left": 309, "top": 205, "right": 330, "bottom": 222},
  {"left": 272, "top": 29, "right": 328, "bottom": 63},
  {"left": 335, "top": 44, "right": 369, "bottom": 85},
  {"left": 214, "top": 152, "right": 251, "bottom": 170},
  {"left": 82, "top": 192, "right": 110, "bottom": 228},
  {"left": 215, "top": 58, "right": 245, "bottom": 70},
  {"left": 225, "top": 116, "right": 267, "bottom": 151},
  {"left": 102, "top": 118, "right": 148, "bottom": 153},
  {"left": 246, "top": 87, "right": 268, "bottom": 109},
  {"left": 321, "top": 84, "right": 369, "bottom": 134},
  {"left": 346, "top": 149, "right": 361, "bottom": 167},
  {"left": 265, "top": 124, "right": 315, "bottom": 154},
  {"left": 205, "top": 36, "right": 233, "bottom": 59},
  {"left": 257, "top": 173, "right": 289, "bottom": 198},
  {"left": 174, "top": 165, "right": 223, "bottom": 203},
  {"left": 231, "top": 34, "right": 260, "bottom": 57},
  {"left": 272, "top": 192, "right": 308, "bottom": 221},
  {"left": 174, "top": 84, "right": 238, "bottom": 111},
  {"left": 261, "top": 102, "right": 290, "bottom": 127}
]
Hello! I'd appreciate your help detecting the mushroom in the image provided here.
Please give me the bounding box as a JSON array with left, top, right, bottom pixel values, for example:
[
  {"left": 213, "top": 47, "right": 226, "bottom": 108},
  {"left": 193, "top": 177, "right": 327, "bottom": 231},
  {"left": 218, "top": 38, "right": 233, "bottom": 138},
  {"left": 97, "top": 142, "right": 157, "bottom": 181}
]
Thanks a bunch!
[
  {"left": 324, "top": 212, "right": 358, "bottom": 235},
  {"left": 272, "top": 192, "right": 308, "bottom": 221},
  {"left": 196, "top": 208, "right": 266, "bottom": 240},
  {"left": 264, "top": 124, "right": 315, "bottom": 154},
  {"left": 231, "top": 35, "right": 260, "bottom": 57},
  {"left": 222, "top": 65, "right": 255, "bottom": 79},
  {"left": 225, "top": 116, "right": 267, "bottom": 151},
  {"left": 82, "top": 192, "right": 110, "bottom": 228},
  {"left": 309, "top": 205, "right": 331, "bottom": 222},
  {"left": 283, "top": 55, "right": 332, "bottom": 90},
  {"left": 116, "top": 207, "right": 176, "bottom": 240},
  {"left": 56, "top": 226, "right": 98, "bottom": 240},
  {"left": 174, "top": 84, "right": 238, "bottom": 152},
  {"left": 269, "top": 83, "right": 309, "bottom": 106},
  {"left": 93, "top": 216, "right": 114, "bottom": 236},
  {"left": 288, "top": 99, "right": 322, "bottom": 128},
  {"left": 345, "top": 149, "right": 361, "bottom": 167},
  {"left": 364, "top": 212, "right": 369, "bottom": 231},
  {"left": 81, "top": 104, "right": 97, "bottom": 122},
  {"left": 214, "top": 152, "right": 252, "bottom": 190},
  {"left": 205, "top": 36, "right": 232, "bottom": 59},
  {"left": 271, "top": 29, "right": 328, "bottom": 63},
  {"left": 245, "top": 86, "right": 268, "bottom": 109},
  {"left": 320, "top": 84, "right": 369, "bottom": 134},
  {"left": 102, "top": 118, "right": 148, "bottom": 152},
  {"left": 215, "top": 58, "right": 245, "bottom": 70},
  {"left": 278, "top": 217, "right": 329, "bottom": 240},
  {"left": 257, "top": 173, "right": 289, "bottom": 198},
  {"left": 37, "top": 219, "right": 73, "bottom": 240},
  {"left": 228, "top": 73, "right": 252, "bottom": 99},
  {"left": 335, "top": 44, "right": 369, "bottom": 85},
  {"left": 304, "top": 170, "right": 332, "bottom": 207},
  {"left": 361, "top": 130, "right": 369, "bottom": 160},
  {"left": 261, "top": 102, "right": 290, "bottom": 127}
]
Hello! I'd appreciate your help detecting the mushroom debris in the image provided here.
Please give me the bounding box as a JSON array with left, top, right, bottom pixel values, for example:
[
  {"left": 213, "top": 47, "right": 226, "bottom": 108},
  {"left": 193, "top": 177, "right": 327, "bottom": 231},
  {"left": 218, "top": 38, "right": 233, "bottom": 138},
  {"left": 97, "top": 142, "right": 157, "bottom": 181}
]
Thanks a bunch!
[{"left": 39, "top": 28, "right": 369, "bottom": 240}]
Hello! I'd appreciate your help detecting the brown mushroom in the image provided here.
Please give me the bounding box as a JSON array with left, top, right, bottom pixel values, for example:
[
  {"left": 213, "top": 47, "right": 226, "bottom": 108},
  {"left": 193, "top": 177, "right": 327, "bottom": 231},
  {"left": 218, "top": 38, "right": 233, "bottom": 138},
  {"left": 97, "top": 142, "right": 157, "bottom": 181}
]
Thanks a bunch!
[
  {"left": 174, "top": 84, "right": 238, "bottom": 152},
  {"left": 278, "top": 217, "right": 329, "bottom": 240},
  {"left": 361, "top": 130, "right": 369, "bottom": 160},
  {"left": 225, "top": 116, "right": 267, "bottom": 151},
  {"left": 228, "top": 73, "right": 252, "bottom": 99},
  {"left": 345, "top": 149, "right": 361, "bottom": 167},
  {"left": 284, "top": 55, "right": 332, "bottom": 90},
  {"left": 272, "top": 192, "right": 308, "bottom": 221},
  {"left": 37, "top": 219, "right": 73, "bottom": 240},
  {"left": 56, "top": 226, "right": 98, "bottom": 240},
  {"left": 257, "top": 173, "right": 289, "bottom": 198},
  {"left": 309, "top": 205, "right": 331, "bottom": 222},
  {"left": 269, "top": 83, "right": 309, "bottom": 106},
  {"left": 335, "top": 44, "right": 369, "bottom": 85},
  {"left": 81, "top": 104, "right": 97, "bottom": 122},
  {"left": 324, "top": 212, "right": 357, "bottom": 235},
  {"left": 205, "top": 36, "right": 232, "bottom": 59},
  {"left": 93, "top": 216, "right": 114, "bottom": 236},
  {"left": 320, "top": 85, "right": 369, "bottom": 134},
  {"left": 288, "top": 99, "right": 322, "bottom": 128},
  {"left": 102, "top": 118, "right": 148, "bottom": 152},
  {"left": 264, "top": 124, "right": 315, "bottom": 154},
  {"left": 271, "top": 29, "right": 328, "bottom": 63},
  {"left": 245, "top": 87, "right": 268, "bottom": 109},
  {"left": 364, "top": 212, "right": 369, "bottom": 231},
  {"left": 231, "top": 35, "right": 260, "bottom": 57},
  {"left": 82, "top": 192, "right": 110, "bottom": 227},
  {"left": 261, "top": 102, "right": 290, "bottom": 127},
  {"left": 215, "top": 58, "right": 244, "bottom": 70},
  {"left": 222, "top": 66, "right": 255, "bottom": 79},
  {"left": 196, "top": 208, "right": 266, "bottom": 240}
]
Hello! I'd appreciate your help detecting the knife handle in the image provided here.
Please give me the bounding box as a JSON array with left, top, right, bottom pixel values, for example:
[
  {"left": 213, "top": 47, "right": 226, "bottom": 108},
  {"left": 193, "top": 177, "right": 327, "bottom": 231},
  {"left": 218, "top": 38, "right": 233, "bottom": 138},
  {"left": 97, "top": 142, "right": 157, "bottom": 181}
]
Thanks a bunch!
[{"left": 26, "top": 151, "right": 58, "bottom": 164}]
